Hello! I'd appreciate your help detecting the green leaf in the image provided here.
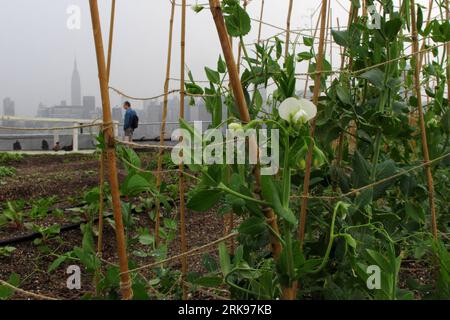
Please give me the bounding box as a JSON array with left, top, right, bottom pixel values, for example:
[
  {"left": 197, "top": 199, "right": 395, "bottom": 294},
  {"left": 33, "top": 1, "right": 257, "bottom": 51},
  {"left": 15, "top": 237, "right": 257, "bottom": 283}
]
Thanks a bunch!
[
  {"left": 303, "top": 36, "right": 314, "bottom": 47},
  {"left": 416, "top": 6, "right": 423, "bottom": 33},
  {"left": 297, "top": 51, "right": 314, "bottom": 62},
  {"left": 48, "top": 255, "right": 68, "bottom": 273},
  {"left": 366, "top": 249, "right": 391, "bottom": 273},
  {"left": 400, "top": 174, "right": 417, "bottom": 196},
  {"left": 139, "top": 233, "right": 155, "bottom": 245},
  {"left": 193, "top": 276, "right": 222, "bottom": 288},
  {"left": 351, "top": 151, "right": 370, "bottom": 188},
  {"left": 342, "top": 234, "right": 357, "bottom": 249},
  {"left": 205, "top": 67, "right": 220, "bottom": 84},
  {"left": 185, "top": 82, "right": 204, "bottom": 95},
  {"left": 373, "top": 160, "right": 397, "bottom": 200},
  {"left": 0, "top": 273, "right": 20, "bottom": 300},
  {"left": 217, "top": 55, "right": 226, "bottom": 73},
  {"left": 384, "top": 18, "right": 403, "bottom": 41},
  {"left": 124, "top": 174, "right": 152, "bottom": 196},
  {"left": 260, "top": 175, "right": 297, "bottom": 225},
  {"left": 336, "top": 85, "right": 352, "bottom": 105},
  {"left": 238, "top": 216, "right": 266, "bottom": 235},
  {"left": 359, "top": 69, "right": 385, "bottom": 89},
  {"left": 81, "top": 223, "right": 95, "bottom": 254},
  {"left": 223, "top": 2, "right": 251, "bottom": 37},
  {"left": 187, "top": 188, "right": 222, "bottom": 211},
  {"left": 331, "top": 29, "right": 349, "bottom": 47},
  {"left": 405, "top": 202, "right": 425, "bottom": 223},
  {"left": 218, "top": 242, "right": 231, "bottom": 276},
  {"left": 202, "top": 254, "right": 218, "bottom": 272}
]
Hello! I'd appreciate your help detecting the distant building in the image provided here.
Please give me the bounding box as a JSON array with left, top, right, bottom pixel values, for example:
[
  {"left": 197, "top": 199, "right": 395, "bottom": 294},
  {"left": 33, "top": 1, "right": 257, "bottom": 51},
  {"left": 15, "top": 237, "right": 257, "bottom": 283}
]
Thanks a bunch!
[
  {"left": 3, "top": 97, "right": 15, "bottom": 116},
  {"left": 36, "top": 59, "right": 99, "bottom": 120},
  {"left": 83, "top": 96, "right": 95, "bottom": 112},
  {"left": 112, "top": 106, "right": 122, "bottom": 123},
  {"left": 37, "top": 102, "right": 49, "bottom": 117},
  {"left": 71, "top": 59, "right": 81, "bottom": 106}
]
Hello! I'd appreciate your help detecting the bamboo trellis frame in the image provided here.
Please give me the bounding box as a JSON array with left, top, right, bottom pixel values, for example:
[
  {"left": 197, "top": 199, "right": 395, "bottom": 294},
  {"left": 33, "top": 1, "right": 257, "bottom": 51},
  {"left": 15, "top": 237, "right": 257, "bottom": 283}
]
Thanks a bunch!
[{"left": 88, "top": 0, "right": 132, "bottom": 300}]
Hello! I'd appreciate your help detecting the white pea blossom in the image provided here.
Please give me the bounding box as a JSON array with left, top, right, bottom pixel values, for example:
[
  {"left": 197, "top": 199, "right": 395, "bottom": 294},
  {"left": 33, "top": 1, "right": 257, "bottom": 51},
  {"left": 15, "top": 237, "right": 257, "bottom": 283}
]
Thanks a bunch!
[{"left": 278, "top": 97, "right": 317, "bottom": 124}]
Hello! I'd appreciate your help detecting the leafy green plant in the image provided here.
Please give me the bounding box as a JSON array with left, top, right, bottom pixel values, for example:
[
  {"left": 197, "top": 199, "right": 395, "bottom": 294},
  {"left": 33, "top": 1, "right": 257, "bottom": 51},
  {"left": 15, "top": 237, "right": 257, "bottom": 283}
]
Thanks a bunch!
[
  {"left": 0, "top": 166, "right": 16, "bottom": 178},
  {"left": 0, "top": 152, "right": 22, "bottom": 164},
  {"left": 0, "top": 246, "right": 16, "bottom": 259},
  {"left": 0, "top": 273, "right": 20, "bottom": 300},
  {"left": 0, "top": 201, "right": 26, "bottom": 229},
  {"left": 24, "top": 223, "right": 61, "bottom": 251}
]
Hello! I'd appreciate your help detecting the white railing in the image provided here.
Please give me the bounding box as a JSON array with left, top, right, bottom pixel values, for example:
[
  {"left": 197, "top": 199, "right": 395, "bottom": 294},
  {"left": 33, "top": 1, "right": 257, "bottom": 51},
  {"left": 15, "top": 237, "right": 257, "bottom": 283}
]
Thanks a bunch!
[{"left": 0, "top": 115, "right": 119, "bottom": 152}]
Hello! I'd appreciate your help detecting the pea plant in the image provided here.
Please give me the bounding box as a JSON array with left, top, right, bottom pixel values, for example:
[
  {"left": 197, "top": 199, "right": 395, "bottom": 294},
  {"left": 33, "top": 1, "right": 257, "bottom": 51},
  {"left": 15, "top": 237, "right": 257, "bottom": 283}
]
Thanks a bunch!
[{"left": 178, "top": 0, "right": 450, "bottom": 299}]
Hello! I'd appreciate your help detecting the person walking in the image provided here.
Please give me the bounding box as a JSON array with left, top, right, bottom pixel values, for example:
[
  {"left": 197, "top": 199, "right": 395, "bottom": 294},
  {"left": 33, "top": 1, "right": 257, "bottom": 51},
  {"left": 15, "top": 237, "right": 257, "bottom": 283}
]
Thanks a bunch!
[{"left": 122, "top": 101, "right": 138, "bottom": 142}]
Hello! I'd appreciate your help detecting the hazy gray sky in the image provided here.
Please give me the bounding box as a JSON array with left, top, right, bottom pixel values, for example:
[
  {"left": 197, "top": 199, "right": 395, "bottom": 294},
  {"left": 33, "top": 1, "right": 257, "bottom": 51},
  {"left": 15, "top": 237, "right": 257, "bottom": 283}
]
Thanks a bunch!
[{"left": 0, "top": 0, "right": 434, "bottom": 116}]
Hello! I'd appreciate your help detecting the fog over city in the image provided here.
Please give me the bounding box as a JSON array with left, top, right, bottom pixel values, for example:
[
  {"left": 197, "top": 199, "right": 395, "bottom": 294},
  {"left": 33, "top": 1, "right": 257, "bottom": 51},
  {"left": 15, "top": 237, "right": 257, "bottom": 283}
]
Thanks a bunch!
[
  {"left": 0, "top": 0, "right": 438, "bottom": 117},
  {"left": 0, "top": 0, "right": 347, "bottom": 116}
]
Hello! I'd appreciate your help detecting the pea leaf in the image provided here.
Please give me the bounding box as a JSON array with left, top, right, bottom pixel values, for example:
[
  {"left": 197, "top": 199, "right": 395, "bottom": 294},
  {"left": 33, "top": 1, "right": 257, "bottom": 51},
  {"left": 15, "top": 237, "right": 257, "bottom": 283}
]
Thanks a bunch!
[
  {"left": 205, "top": 67, "right": 220, "bottom": 84},
  {"left": 187, "top": 188, "right": 222, "bottom": 211},
  {"left": 223, "top": 2, "right": 251, "bottom": 37},
  {"left": 303, "top": 36, "right": 314, "bottom": 47},
  {"left": 359, "top": 69, "right": 385, "bottom": 89}
]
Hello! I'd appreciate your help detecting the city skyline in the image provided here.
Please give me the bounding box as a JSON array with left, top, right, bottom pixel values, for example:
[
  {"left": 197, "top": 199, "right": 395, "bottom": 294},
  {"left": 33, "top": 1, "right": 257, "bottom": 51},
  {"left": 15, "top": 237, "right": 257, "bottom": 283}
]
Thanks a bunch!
[{"left": 0, "top": 0, "right": 352, "bottom": 117}]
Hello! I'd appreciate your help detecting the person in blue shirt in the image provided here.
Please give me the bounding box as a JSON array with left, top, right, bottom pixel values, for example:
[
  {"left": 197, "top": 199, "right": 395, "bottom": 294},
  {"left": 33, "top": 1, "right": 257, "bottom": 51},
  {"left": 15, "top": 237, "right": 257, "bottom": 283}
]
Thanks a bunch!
[{"left": 123, "top": 101, "right": 137, "bottom": 142}]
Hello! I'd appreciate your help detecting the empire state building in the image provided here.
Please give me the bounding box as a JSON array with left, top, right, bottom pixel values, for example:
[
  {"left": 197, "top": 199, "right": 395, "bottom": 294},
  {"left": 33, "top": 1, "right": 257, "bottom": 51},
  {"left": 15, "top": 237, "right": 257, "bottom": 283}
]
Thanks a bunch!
[{"left": 71, "top": 59, "right": 81, "bottom": 106}]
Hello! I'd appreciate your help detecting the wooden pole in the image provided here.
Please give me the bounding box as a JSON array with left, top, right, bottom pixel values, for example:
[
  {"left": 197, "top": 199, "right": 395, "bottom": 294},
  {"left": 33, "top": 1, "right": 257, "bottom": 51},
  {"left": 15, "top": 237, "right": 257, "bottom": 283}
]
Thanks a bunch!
[
  {"left": 208, "top": 0, "right": 282, "bottom": 260},
  {"left": 298, "top": 0, "right": 328, "bottom": 248},
  {"left": 285, "top": 0, "right": 294, "bottom": 58},
  {"left": 98, "top": 0, "right": 116, "bottom": 259},
  {"left": 329, "top": 7, "right": 333, "bottom": 87},
  {"left": 446, "top": 0, "right": 450, "bottom": 109},
  {"left": 155, "top": 0, "right": 176, "bottom": 248},
  {"left": 106, "top": 0, "right": 116, "bottom": 82},
  {"left": 179, "top": 0, "right": 188, "bottom": 300},
  {"left": 410, "top": 0, "right": 438, "bottom": 240},
  {"left": 257, "top": 0, "right": 265, "bottom": 43},
  {"left": 88, "top": 0, "right": 133, "bottom": 300}
]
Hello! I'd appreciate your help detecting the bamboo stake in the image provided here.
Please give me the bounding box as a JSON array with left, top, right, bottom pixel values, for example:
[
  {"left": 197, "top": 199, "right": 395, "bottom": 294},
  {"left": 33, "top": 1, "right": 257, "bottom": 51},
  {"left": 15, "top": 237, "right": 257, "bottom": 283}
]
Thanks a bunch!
[
  {"left": 323, "top": 1, "right": 331, "bottom": 83},
  {"left": 155, "top": 0, "right": 176, "bottom": 248},
  {"left": 329, "top": 8, "right": 333, "bottom": 87},
  {"left": 179, "top": 0, "right": 188, "bottom": 300},
  {"left": 410, "top": 0, "right": 438, "bottom": 240},
  {"left": 98, "top": 0, "right": 116, "bottom": 260},
  {"left": 285, "top": 0, "right": 294, "bottom": 58},
  {"left": 88, "top": 0, "right": 133, "bottom": 300},
  {"left": 106, "top": 0, "right": 116, "bottom": 82},
  {"left": 257, "top": 0, "right": 265, "bottom": 44},
  {"left": 208, "top": 0, "right": 282, "bottom": 260},
  {"left": 298, "top": 0, "right": 328, "bottom": 248},
  {"left": 445, "top": 0, "right": 449, "bottom": 109}
]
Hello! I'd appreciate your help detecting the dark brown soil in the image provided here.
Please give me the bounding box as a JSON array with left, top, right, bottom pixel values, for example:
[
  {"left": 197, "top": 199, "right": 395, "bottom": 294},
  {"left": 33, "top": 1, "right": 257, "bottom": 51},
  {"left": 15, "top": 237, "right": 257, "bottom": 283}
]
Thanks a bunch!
[
  {"left": 0, "top": 152, "right": 229, "bottom": 300},
  {"left": 0, "top": 154, "right": 101, "bottom": 203}
]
